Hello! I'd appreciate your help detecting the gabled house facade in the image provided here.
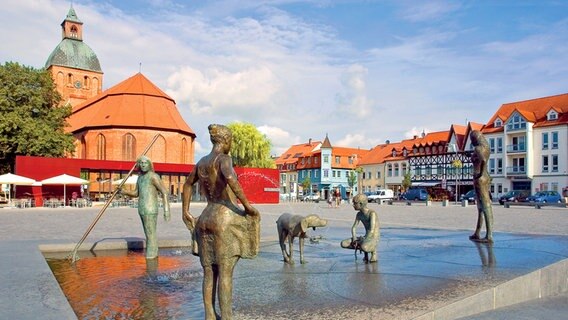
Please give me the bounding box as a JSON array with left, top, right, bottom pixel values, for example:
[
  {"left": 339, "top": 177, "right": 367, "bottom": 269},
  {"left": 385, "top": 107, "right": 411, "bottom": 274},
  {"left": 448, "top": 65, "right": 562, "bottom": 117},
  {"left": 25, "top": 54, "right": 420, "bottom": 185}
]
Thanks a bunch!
[
  {"left": 275, "top": 139, "right": 322, "bottom": 199},
  {"left": 480, "top": 93, "right": 568, "bottom": 197}
]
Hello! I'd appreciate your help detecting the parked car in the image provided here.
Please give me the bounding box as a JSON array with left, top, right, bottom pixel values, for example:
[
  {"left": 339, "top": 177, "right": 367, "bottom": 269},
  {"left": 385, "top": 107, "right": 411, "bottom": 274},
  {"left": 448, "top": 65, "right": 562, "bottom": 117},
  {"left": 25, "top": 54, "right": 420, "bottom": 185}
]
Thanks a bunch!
[
  {"left": 403, "top": 188, "right": 428, "bottom": 201},
  {"left": 460, "top": 189, "right": 476, "bottom": 204},
  {"left": 498, "top": 190, "right": 530, "bottom": 205},
  {"left": 367, "top": 189, "right": 394, "bottom": 203},
  {"left": 302, "top": 193, "right": 320, "bottom": 202},
  {"left": 526, "top": 191, "right": 562, "bottom": 203}
]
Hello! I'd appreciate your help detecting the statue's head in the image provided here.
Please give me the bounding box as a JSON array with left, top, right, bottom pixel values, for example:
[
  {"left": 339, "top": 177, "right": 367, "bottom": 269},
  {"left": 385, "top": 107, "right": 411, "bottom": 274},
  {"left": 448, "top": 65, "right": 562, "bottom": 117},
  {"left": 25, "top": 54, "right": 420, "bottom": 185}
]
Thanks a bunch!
[
  {"left": 352, "top": 193, "right": 368, "bottom": 209},
  {"left": 209, "top": 124, "right": 232, "bottom": 152},
  {"left": 470, "top": 130, "right": 485, "bottom": 146},
  {"left": 137, "top": 155, "right": 154, "bottom": 173}
]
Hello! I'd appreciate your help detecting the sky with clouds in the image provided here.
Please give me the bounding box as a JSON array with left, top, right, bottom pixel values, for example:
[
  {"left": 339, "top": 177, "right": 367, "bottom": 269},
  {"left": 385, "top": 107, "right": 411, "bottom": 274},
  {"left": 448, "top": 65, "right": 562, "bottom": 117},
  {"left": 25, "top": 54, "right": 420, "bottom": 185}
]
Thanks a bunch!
[{"left": 2, "top": 0, "right": 567, "bottom": 160}]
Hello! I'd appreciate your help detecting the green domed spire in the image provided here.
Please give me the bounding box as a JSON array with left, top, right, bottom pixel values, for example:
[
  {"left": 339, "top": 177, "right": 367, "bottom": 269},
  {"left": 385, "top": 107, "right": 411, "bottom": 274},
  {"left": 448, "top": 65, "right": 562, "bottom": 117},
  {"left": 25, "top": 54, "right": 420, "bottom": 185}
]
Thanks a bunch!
[
  {"left": 45, "top": 39, "right": 102, "bottom": 72},
  {"left": 45, "top": 6, "right": 102, "bottom": 73}
]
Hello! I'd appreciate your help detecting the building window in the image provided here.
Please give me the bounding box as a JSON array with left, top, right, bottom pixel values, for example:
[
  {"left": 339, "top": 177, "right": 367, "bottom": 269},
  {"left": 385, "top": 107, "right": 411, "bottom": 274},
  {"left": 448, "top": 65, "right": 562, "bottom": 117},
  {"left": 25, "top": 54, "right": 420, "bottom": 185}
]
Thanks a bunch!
[
  {"left": 551, "top": 182, "right": 559, "bottom": 192},
  {"left": 323, "top": 169, "right": 329, "bottom": 178},
  {"left": 394, "top": 163, "right": 400, "bottom": 176},
  {"left": 494, "top": 118, "right": 502, "bottom": 128},
  {"left": 70, "top": 25, "right": 78, "bottom": 38},
  {"left": 376, "top": 171, "right": 381, "bottom": 179},
  {"left": 332, "top": 170, "right": 335, "bottom": 178},
  {"left": 489, "top": 159, "right": 495, "bottom": 174},
  {"left": 507, "top": 114, "right": 526, "bottom": 130},
  {"left": 497, "top": 137, "right": 503, "bottom": 153},
  {"left": 542, "top": 132, "right": 549, "bottom": 150},
  {"left": 552, "top": 131, "right": 558, "bottom": 149},
  {"left": 489, "top": 138, "right": 495, "bottom": 153},
  {"left": 307, "top": 157, "right": 311, "bottom": 164},
  {"left": 315, "top": 157, "right": 319, "bottom": 165},
  {"left": 96, "top": 134, "right": 106, "bottom": 160},
  {"left": 542, "top": 155, "right": 549, "bottom": 172},
  {"left": 387, "top": 164, "right": 393, "bottom": 177},
  {"left": 323, "top": 155, "right": 329, "bottom": 163},
  {"left": 362, "top": 172, "right": 366, "bottom": 179},
  {"left": 348, "top": 156, "right": 354, "bottom": 164},
  {"left": 314, "top": 171, "right": 318, "bottom": 178},
  {"left": 122, "top": 133, "right": 136, "bottom": 161},
  {"left": 181, "top": 138, "right": 187, "bottom": 164},
  {"left": 547, "top": 111, "right": 558, "bottom": 120},
  {"left": 552, "top": 155, "right": 558, "bottom": 172},
  {"left": 335, "top": 156, "right": 340, "bottom": 164},
  {"left": 497, "top": 158, "right": 503, "bottom": 174}
]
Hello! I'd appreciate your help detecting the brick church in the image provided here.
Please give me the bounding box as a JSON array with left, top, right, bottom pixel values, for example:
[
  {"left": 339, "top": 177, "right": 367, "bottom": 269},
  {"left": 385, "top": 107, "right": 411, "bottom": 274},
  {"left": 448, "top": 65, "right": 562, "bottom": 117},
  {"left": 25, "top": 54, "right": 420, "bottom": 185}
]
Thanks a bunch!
[
  {"left": 14, "top": 5, "right": 278, "bottom": 204},
  {"left": 45, "top": 6, "right": 196, "bottom": 164}
]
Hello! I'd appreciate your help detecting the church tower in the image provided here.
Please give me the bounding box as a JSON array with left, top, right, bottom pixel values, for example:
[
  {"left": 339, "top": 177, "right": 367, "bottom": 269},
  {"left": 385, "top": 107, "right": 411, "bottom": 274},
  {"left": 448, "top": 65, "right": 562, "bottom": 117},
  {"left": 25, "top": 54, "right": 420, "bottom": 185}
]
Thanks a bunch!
[{"left": 45, "top": 5, "right": 103, "bottom": 106}]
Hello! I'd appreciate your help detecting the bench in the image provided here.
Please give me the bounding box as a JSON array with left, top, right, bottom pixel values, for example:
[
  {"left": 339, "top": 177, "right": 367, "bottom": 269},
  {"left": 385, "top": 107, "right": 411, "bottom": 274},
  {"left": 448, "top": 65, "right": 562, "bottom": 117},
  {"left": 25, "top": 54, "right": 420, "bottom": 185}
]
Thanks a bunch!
[{"left": 504, "top": 201, "right": 567, "bottom": 209}]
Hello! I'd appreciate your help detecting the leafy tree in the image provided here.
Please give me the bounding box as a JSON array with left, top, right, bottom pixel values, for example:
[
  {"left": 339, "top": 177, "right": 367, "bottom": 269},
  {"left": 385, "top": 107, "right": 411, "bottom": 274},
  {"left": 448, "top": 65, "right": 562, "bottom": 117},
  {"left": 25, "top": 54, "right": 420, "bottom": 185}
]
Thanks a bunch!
[
  {"left": 301, "top": 176, "right": 311, "bottom": 194},
  {"left": 0, "top": 62, "right": 75, "bottom": 172},
  {"left": 402, "top": 170, "right": 412, "bottom": 192},
  {"left": 227, "top": 122, "right": 275, "bottom": 168},
  {"left": 347, "top": 169, "right": 358, "bottom": 198}
]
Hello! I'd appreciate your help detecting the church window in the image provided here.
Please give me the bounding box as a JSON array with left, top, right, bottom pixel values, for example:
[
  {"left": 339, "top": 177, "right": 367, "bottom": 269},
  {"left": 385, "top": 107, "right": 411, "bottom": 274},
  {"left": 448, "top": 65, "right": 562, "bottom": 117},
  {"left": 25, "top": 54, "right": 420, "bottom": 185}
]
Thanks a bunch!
[
  {"left": 70, "top": 25, "right": 78, "bottom": 38},
  {"left": 80, "top": 135, "right": 87, "bottom": 159},
  {"left": 181, "top": 138, "right": 187, "bottom": 164},
  {"left": 122, "top": 133, "right": 136, "bottom": 161},
  {"left": 96, "top": 134, "right": 106, "bottom": 160}
]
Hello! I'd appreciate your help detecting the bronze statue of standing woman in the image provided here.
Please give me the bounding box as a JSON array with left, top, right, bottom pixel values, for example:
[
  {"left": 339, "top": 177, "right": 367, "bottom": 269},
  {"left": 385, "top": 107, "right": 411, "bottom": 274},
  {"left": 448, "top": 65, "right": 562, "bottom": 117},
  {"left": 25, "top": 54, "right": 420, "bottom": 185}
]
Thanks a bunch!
[
  {"left": 182, "top": 124, "right": 260, "bottom": 320},
  {"left": 120, "top": 156, "right": 170, "bottom": 259},
  {"left": 469, "top": 130, "right": 494, "bottom": 243}
]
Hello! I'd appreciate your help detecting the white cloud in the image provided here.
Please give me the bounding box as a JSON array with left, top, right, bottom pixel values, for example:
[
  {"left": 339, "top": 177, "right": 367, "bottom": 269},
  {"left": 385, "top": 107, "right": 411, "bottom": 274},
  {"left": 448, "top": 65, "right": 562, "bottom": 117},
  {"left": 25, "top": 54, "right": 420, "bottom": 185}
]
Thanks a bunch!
[
  {"left": 167, "top": 65, "right": 280, "bottom": 116},
  {"left": 257, "top": 125, "right": 301, "bottom": 156},
  {"left": 335, "top": 64, "right": 374, "bottom": 118}
]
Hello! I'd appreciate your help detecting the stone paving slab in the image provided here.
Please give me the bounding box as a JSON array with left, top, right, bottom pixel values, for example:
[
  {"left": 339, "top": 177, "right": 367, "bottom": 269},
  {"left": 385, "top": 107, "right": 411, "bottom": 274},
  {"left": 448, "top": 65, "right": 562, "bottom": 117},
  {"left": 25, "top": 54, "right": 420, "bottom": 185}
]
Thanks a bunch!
[{"left": 0, "top": 202, "right": 567, "bottom": 319}]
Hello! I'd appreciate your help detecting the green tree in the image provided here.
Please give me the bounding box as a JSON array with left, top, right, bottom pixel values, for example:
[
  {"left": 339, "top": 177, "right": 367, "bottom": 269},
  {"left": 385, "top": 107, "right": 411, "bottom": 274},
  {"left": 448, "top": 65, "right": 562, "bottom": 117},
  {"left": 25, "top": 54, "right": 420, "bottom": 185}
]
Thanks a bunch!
[
  {"left": 0, "top": 62, "right": 75, "bottom": 172},
  {"left": 227, "top": 122, "right": 275, "bottom": 168},
  {"left": 402, "top": 170, "right": 412, "bottom": 192},
  {"left": 347, "top": 169, "right": 359, "bottom": 199},
  {"left": 301, "top": 176, "right": 311, "bottom": 194}
]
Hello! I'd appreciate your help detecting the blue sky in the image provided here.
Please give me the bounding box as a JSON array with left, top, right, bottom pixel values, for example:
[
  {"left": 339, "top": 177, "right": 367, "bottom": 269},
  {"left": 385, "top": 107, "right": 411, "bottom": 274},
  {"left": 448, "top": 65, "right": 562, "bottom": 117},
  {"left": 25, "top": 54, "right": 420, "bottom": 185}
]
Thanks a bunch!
[{"left": 2, "top": 0, "right": 567, "bottom": 160}]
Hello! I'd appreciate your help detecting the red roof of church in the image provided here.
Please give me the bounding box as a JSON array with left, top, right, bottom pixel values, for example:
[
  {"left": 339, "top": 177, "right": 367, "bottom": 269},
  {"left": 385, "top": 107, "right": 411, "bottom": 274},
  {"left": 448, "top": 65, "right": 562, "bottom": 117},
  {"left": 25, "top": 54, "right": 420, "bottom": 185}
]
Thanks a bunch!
[{"left": 67, "top": 73, "right": 195, "bottom": 136}]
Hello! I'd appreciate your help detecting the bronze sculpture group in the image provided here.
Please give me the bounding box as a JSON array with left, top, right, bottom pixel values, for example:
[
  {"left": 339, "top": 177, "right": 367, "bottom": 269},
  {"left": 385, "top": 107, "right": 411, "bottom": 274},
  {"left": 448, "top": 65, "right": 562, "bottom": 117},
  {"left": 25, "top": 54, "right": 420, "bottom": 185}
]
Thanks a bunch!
[{"left": 119, "top": 124, "right": 493, "bottom": 319}]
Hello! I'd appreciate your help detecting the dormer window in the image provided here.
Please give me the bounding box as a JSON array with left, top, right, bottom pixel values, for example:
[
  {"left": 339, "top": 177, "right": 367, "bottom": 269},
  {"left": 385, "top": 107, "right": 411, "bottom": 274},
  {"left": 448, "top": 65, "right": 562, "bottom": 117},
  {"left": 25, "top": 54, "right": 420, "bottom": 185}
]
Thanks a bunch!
[
  {"left": 547, "top": 110, "right": 558, "bottom": 121},
  {"left": 392, "top": 150, "right": 397, "bottom": 157},
  {"left": 403, "top": 149, "right": 408, "bottom": 157},
  {"left": 506, "top": 113, "right": 526, "bottom": 130},
  {"left": 494, "top": 118, "right": 502, "bottom": 128}
]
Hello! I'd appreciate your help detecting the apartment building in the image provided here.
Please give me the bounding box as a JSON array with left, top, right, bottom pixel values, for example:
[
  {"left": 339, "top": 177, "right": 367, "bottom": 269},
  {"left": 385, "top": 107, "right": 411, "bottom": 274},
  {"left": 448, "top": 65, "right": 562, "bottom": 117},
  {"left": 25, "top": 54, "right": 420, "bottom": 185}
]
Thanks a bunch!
[{"left": 480, "top": 93, "right": 568, "bottom": 196}]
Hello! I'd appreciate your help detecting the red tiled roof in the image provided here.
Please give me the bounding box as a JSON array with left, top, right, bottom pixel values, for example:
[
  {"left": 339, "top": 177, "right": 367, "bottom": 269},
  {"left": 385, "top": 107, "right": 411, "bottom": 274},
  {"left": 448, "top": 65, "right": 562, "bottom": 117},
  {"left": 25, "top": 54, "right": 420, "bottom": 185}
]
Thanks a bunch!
[
  {"left": 67, "top": 73, "right": 195, "bottom": 136},
  {"left": 482, "top": 93, "right": 568, "bottom": 133},
  {"left": 275, "top": 141, "right": 322, "bottom": 166},
  {"left": 332, "top": 146, "right": 369, "bottom": 169}
]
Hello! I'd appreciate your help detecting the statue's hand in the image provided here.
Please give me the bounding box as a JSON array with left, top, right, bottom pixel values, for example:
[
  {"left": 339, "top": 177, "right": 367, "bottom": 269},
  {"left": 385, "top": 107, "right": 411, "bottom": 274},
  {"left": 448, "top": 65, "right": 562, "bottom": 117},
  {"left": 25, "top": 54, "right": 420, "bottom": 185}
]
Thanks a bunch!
[{"left": 183, "top": 211, "right": 196, "bottom": 231}]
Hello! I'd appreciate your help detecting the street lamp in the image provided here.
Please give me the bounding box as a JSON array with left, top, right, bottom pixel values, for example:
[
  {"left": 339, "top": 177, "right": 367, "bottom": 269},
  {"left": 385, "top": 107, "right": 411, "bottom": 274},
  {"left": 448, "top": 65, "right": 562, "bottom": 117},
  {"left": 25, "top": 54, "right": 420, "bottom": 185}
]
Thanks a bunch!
[{"left": 449, "top": 144, "right": 462, "bottom": 204}]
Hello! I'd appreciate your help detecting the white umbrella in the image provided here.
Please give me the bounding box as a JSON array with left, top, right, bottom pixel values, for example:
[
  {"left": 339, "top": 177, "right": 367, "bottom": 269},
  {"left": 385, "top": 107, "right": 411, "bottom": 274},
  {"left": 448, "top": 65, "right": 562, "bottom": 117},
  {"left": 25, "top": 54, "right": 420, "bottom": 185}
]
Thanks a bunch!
[
  {"left": 41, "top": 174, "right": 89, "bottom": 206},
  {"left": 111, "top": 174, "right": 138, "bottom": 185},
  {"left": 0, "top": 173, "right": 36, "bottom": 206}
]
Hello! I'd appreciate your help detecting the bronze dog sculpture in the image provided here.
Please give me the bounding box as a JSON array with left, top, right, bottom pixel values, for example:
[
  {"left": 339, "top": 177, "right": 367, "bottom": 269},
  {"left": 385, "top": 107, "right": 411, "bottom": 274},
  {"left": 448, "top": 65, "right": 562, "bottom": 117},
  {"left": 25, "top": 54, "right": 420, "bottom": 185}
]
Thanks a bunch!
[{"left": 276, "top": 213, "right": 327, "bottom": 264}]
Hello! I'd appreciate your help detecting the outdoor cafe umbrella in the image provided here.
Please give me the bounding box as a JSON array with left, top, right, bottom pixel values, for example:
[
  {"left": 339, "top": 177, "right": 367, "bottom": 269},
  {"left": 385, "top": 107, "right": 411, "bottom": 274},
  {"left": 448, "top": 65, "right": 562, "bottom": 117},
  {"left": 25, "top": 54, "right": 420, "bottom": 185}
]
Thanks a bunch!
[
  {"left": 0, "top": 173, "right": 37, "bottom": 206},
  {"left": 41, "top": 174, "right": 89, "bottom": 206}
]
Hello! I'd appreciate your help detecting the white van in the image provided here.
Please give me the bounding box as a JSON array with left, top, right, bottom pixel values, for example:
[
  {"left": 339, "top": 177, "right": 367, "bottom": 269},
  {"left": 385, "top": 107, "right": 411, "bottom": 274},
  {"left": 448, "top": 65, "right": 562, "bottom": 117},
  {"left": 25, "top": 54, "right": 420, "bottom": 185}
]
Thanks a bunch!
[{"left": 367, "top": 189, "right": 394, "bottom": 203}]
